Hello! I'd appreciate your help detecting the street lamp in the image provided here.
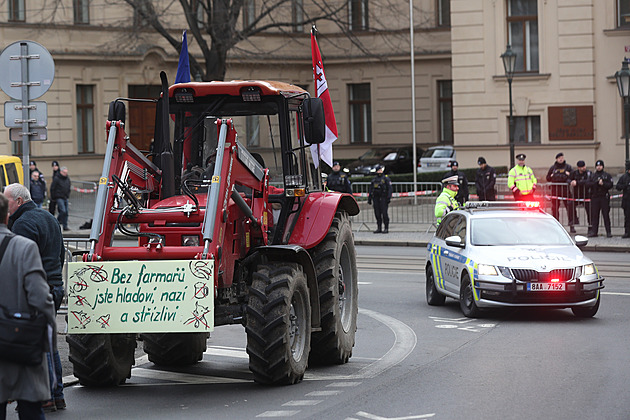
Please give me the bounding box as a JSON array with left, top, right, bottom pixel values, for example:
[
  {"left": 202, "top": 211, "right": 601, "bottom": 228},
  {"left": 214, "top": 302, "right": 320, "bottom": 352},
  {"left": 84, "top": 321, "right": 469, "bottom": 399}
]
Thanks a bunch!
[
  {"left": 501, "top": 44, "right": 517, "bottom": 168},
  {"left": 615, "top": 58, "right": 630, "bottom": 169}
]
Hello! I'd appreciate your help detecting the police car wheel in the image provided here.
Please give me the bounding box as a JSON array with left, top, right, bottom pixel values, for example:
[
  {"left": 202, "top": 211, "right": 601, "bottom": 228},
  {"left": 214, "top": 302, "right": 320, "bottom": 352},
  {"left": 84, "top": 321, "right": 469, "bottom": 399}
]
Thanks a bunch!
[
  {"left": 426, "top": 265, "right": 445, "bottom": 306},
  {"left": 459, "top": 273, "right": 481, "bottom": 318},
  {"left": 571, "top": 294, "right": 600, "bottom": 318}
]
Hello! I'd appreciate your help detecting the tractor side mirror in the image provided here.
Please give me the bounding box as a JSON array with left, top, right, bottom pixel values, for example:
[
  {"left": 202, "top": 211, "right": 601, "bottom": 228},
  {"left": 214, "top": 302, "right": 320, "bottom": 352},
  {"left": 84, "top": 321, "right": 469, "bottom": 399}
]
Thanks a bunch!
[{"left": 303, "top": 98, "right": 326, "bottom": 144}]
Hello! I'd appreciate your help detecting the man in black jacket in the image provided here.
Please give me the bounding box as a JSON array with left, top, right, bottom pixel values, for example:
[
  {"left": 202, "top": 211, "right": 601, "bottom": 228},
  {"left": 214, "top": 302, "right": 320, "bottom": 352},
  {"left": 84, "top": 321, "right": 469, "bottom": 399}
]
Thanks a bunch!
[
  {"left": 5, "top": 183, "right": 66, "bottom": 412},
  {"left": 616, "top": 163, "right": 630, "bottom": 238},
  {"left": 570, "top": 160, "right": 592, "bottom": 231},
  {"left": 586, "top": 160, "right": 613, "bottom": 238},
  {"left": 546, "top": 152, "right": 575, "bottom": 231},
  {"left": 475, "top": 157, "right": 496, "bottom": 201},
  {"left": 368, "top": 165, "right": 392, "bottom": 234},
  {"left": 30, "top": 170, "right": 47, "bottom": 208},
  {"left": 50, "top": 166, "right": 71, "bottom": 231},
  {"left": 444, "top": 160, "right": 469, "bottom": 205},
  {"left": 327, "top": 161, "right": 352, "bottom": 193}
]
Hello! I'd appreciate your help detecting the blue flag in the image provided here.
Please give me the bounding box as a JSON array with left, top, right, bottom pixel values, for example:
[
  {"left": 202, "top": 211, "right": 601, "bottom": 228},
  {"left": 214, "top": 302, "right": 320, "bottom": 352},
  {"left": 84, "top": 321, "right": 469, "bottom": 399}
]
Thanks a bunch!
[{"left": 175, "top": 30, "right": 191, "bottom": 83}]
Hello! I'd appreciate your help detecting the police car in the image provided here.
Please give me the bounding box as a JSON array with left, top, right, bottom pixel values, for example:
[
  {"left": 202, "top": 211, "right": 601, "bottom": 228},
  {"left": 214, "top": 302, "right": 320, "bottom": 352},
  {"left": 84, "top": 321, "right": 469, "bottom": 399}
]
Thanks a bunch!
[{"left": 426, "top": 202, "right": 604, "bottom": 318}]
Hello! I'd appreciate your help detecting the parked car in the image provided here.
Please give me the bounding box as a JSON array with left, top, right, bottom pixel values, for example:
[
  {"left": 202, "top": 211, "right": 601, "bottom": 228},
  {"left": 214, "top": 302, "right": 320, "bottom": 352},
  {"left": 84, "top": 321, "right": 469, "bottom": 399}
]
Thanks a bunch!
[
  {"left": 426, "top": 201, "right": 604, "bottom": 318},
  {"left": 345, "top": 146, "right": 423, "bottom": 176},
  {"left": 417, "top": 145, "right": 456, "bottom": 173}
]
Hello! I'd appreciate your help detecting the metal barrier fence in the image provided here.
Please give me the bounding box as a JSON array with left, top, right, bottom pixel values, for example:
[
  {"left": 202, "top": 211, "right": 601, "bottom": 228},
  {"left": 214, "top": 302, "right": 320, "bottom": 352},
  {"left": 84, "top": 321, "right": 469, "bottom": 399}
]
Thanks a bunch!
[
  {"left": 351, "top": 179, "right": 625, "bottom": 229},
  {"left": 59, "top": 237, "right": 92, "bottom": 316},
  {"left": 68, "top": 180, "right": 97, "bottom": 227}
]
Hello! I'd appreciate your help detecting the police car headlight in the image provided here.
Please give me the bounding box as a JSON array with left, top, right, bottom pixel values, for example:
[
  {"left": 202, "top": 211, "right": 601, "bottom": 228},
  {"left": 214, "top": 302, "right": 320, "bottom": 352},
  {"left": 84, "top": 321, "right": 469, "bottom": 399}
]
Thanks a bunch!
[
  {"left": 478, "top": 264, "right": 498, "bottom": 276},
  {"left": 583, "top": 264, "right": 596, "bottom": 276}
]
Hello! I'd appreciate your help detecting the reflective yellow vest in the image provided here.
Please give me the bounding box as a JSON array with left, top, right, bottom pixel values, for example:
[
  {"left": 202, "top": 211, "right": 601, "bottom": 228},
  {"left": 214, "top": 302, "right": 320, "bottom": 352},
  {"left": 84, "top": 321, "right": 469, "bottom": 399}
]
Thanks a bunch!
[
  {"left": 435, "top": 188, "right": 459, "bottom": 225},
  {"left": 508, "top": 165, "right": 537, "bottom": 195}
]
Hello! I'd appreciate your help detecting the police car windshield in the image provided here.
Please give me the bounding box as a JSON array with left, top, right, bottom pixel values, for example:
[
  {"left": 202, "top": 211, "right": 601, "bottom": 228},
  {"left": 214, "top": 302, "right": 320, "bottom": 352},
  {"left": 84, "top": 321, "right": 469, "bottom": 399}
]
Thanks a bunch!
[{"left": 471, "top": 217, "right": 573, "bottom": 246}]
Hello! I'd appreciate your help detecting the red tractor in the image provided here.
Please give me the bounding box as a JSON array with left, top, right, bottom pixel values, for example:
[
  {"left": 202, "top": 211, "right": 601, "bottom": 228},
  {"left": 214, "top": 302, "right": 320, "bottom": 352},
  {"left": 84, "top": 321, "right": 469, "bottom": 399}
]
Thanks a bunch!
[{"left": 66, "top": 73, "right": 359, "bottom": 386}]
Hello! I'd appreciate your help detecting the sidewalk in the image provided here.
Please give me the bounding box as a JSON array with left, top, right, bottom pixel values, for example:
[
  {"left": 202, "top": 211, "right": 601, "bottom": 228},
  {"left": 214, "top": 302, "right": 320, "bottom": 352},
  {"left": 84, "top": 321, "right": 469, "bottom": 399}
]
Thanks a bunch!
[{"left": 352, "top": 222, "right": 630, "bottom": 252}]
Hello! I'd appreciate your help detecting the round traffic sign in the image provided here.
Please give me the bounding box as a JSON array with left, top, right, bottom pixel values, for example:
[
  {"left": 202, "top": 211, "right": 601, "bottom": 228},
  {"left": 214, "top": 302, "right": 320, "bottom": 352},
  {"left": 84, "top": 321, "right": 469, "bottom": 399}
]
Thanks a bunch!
[{"left": 0, "top": 40, "right": 54, "bottom": 100}]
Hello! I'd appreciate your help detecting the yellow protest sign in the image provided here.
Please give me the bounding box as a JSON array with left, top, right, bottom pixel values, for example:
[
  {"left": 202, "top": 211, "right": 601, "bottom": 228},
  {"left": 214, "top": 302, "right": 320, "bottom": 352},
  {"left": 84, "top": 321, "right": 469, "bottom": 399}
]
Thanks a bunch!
[{"left": 67, "top": 260, "right": 214, "bottom": 334}]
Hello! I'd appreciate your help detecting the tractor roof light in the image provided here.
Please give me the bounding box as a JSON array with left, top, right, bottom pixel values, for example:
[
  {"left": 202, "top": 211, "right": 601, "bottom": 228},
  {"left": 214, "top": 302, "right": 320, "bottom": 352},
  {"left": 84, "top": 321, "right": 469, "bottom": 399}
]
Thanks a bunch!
[
  {"left": 241, "top": 87, "right": 261, "bottom": 102},
  {"left": 174, "top": 88, "right": 195, "bottom": 103}
]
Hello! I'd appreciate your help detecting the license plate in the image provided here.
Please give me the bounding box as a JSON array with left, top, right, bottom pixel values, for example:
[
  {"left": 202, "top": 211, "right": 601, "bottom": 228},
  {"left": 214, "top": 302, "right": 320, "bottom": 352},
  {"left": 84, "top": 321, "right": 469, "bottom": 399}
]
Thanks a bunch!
[{"left": 527, "top": 282, "right": 565, "bottom": 291}]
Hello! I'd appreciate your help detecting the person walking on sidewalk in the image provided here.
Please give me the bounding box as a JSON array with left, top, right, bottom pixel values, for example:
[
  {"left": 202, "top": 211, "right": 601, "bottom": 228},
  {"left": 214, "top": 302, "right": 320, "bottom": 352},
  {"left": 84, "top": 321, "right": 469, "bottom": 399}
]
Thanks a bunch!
[
  {"left": 508, "top": 154, "right": 537, "bottom": 201},
  {"left": 435, "top": 175, "right": 460, "bottom": 226},
  {"left": 570, "top": 160, "right": 592, "bottom": 231},
  {"left": 586, "top": 160, "right": 613, "bottom": 238},
  {"left": 30, "top": 170, "right": 47, "bottom": 208},
  {"left": 475, "top": 157, "right": 496, "bottom": 201},
  {"left": 616, "top": 163, "right": 630, "bottom": 238},
  {"left": 49, "top": 160, "right": 60, "bottom": 216},
  {"left": 50, "top": 166, "right": 71, "bottom": 231},
  {"left": 368, "top": 165, "right": 392, "bottom": 234},
  {"left": 546, "top": 152, "right": 575, "bottom": 232},
  {"left": 0, "top": 192, "right": 56, "bottom": 420},
  {"left": 5, "top": 183, "right": 66, "bottom": 412}
]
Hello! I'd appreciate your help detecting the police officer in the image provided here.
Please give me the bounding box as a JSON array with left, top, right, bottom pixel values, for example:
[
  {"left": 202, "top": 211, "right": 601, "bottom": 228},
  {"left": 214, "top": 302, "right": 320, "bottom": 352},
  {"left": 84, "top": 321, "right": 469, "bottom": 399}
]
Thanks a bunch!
[
  {"left": 367, "top": 164, "right": 392, "bottom": 233},
  {"left": 570, "top": 160, "right": 592, "bottom": 231},
  {"left": 508, "top": 154, "right": 537, "bottom": 201},
  {"left": 615, "top": 162, "right": 630, "bottom": 238},
  {"left": 327, "top": 161, "right": 352, "bottom": 193},
  {"left": 475, "top": 157, "right": 496, "bottom": 201},
  {"left": 435, "top": 175, "right": 460, "bottom": 226},
  {"left": 444, "top": 160, "right": 468, "bottom": 205},
  {"left": 586, "top": 160, "right": 613, "bottom": 238},
  {"left": 546, "top": 152, "right": 575, "bottom": 231}
]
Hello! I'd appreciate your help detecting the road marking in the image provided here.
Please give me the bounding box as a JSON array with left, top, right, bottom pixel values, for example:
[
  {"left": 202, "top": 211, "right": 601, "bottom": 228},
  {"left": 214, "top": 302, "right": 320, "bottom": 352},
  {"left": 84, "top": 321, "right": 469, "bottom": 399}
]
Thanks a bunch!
[
  {"left": 429, "top": 316, "right": 472, "bottom": 324},
  {"left": 131, "top": 367, "right": 248, "bottom": 384},
  {"left": 602, "top": 292, "right": 630, "bottom": 296},
  {"left": 327, "top": 381, "right": 362, "bottom": 387},
  {"left": 204, "top": 346, "right": 248, "bottom": 359},
  {"left": 354, "top": 411, "right": 435, "bottom": 419},
  {"left": 430, "top": 316, "right": 496, "bottom": 333},
  {"left": 282, "top": 400, "right": 323, "bottom": 406},
  {"left": 358, "top": 281, "right": 373, "bottom": 285},
  {"left": 256, "top": 410, "right": 301, "bottom": 417},
  {"left": 305, "top": 390, "right": 342, "bottom": 396}
]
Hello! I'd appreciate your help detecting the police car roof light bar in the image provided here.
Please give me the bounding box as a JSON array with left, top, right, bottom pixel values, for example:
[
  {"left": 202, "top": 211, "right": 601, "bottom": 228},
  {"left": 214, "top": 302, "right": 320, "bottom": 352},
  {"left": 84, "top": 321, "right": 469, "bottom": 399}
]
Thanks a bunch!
[{"left": 464, "top": 201, "right": 542, "bottom": 212}]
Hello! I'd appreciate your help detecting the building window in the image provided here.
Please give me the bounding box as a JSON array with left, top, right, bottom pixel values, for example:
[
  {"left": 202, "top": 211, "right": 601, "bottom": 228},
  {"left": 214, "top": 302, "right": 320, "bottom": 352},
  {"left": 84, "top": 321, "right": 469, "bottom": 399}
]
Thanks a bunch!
[
  {"left": 507, "top": 0, "right": 538, "bottom": 72},
  {"left": 9, "top": 0, "right": 25, "bottom": 22},
  {"left": 292, "top": 0, "right": 304, "bottom": 32},
  {"left": 74, "top": 0, "right": 89, "bottom": 24},
  {"left": 438, "top": 80, "right": 453, "bottom": 143},
  {"left": 77, "top": 85, "right": 95, "bottom": 154},
  {"left": 349, "top": 83, "right": 371, "bottom": 144},
  {"left": 12, "top": 141, "right": 22, "bottom": 156},
  {"left": 513, "top": 116, "right": 540, "bottom": 143},
  {"left": 192, "top": 0, "right": 205, "bottom": 27},
  {"left": 437, "top": 0, "right": 450, "bottom": 27},
  {"left": 243, "top": 0, "right": 255, "bottom": 27},
  {"left": 619, "top": 0, "right": 630, "bottom": 28},
  {"left": 349, "top": 0, "right": 368, "bottom": 31}
]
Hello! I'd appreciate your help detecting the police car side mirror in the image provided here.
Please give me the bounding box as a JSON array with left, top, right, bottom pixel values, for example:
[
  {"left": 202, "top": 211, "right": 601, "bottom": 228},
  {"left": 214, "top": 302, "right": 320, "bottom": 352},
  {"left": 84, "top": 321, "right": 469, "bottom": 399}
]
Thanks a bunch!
[
  {"left": 574, "top": 235, "right": 588, "bottom": 248},
  {"left": 445, "top": 235, "right": 465, "bottom": 248}
]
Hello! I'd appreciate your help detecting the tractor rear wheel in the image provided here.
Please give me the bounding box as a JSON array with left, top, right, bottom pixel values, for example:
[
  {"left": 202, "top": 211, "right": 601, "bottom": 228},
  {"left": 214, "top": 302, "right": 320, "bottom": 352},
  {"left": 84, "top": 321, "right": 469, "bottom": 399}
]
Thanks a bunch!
[
  {"left": 308, "top": 211, "right": 358, "bottom": 365},
  {"left": 246, "top": 262, "right": 311, "bottom": 385},
  {"left": 141, "top": 333, "right": 209, "bottom": 366},
  {"left": 66, "top": 333, "right": 136, "bottom": 387}
]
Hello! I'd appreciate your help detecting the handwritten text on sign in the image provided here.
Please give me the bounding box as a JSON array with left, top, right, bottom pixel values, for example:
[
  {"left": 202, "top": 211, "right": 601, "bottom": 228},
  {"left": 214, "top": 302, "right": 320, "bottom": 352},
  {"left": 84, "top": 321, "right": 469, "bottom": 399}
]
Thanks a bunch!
[{"left": 67, "top": 260, "right": 214, "bottom": 333}]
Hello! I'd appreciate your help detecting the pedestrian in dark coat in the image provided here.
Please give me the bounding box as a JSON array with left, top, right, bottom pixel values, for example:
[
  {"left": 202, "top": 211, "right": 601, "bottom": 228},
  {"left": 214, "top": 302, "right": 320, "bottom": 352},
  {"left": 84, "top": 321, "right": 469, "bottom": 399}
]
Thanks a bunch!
[
  {"left": 30, "top": 170, "right": 47, "bottom": 208},
  {"left": 49, "top": 161, "right": 60, "bottom": 216},
  {"left": 5, "top": 183, "right": 66, "bottom": 412},
  {"left": 570, "top": 161, "right": 592, "bottom": 230},
  {"left": 368, "top": 165, "right": 392, "bottom": 233},
  {"left": 0, "top": 192, "right": 56, "bottom": 419},
  {"left": 327, "top": 161, "right": 352, "bottom": 193},
  {"left": 50, "top": 166, "right": 71, "bottom": 231},
  {"left": 616, "top": 163, "right": 630, "bottom": 238},
  {"left": 29, "top": 160, "right": 45, "bottom": 182},
  {"left": 474, "top": 157, "right": 496, "bottom": 201},
  {"left": 444, "top": 161, "right": 468, "bottom": 205},
  {"left": 586, "top": 160, "right": 613, "bottom": 238},
  {"left": 546, "top": 152, "right": 575, "bottom": 231}
]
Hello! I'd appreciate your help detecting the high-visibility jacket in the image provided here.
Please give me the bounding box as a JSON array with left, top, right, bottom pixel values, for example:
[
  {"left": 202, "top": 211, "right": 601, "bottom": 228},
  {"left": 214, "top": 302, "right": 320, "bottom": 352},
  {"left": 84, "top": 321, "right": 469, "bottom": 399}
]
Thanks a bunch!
[
  {"left": 435, "top": 188, "right": 459, "bottom": 225},
  {"left": 508, "top": 164, "right": 537, "bottom": 195}
]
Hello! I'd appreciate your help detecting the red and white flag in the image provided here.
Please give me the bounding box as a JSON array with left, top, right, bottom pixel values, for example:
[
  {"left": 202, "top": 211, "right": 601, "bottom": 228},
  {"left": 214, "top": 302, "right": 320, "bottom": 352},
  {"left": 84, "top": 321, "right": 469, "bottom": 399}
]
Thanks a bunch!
[{"left": 311, "top": 27, "right": 337, "bottom": 168}]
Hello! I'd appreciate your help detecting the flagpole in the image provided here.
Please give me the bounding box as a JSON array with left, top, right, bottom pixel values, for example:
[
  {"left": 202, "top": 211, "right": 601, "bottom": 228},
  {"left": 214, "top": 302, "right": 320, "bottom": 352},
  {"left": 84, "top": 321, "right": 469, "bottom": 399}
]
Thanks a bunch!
[{"left": 410, "top": 1, "right": 418, "bottom": 205}]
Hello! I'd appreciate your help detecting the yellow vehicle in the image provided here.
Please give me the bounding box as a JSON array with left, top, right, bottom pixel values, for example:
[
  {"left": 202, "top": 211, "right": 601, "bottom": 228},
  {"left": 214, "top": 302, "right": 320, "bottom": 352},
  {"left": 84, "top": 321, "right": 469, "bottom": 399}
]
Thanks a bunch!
[{"left": 0, "top": 155, "right": 24, "bottom": 189}]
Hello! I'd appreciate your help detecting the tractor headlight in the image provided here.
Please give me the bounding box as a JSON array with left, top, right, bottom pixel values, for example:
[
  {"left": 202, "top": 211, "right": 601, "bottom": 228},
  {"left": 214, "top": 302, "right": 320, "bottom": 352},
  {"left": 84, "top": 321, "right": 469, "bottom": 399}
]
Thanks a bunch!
[
  {"left": 478, "top": 264, "right": 498, "bottom": 276},
  {"left": 182, "top": 235, "right": 200, "bottom": 246}
]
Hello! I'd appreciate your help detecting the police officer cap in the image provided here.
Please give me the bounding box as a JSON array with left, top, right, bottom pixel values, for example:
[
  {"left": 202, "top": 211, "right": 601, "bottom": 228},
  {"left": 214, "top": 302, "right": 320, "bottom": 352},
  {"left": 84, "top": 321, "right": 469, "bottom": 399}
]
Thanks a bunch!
[
  {"left": 333, "top": 161, "right": 340, "bottom": 166},
  {"left": 29, "top": 160, "right": 36, "bottom": 166},
  {"left": 555, "top": 152, "right": 564, "bottom": 159},
  {"left": 375, "top": 164, "right": 384, "bottom": 171},
  {"left": 442, "top": 175, "right": 458, "bottom": 185},
  {"left": 52, "top": 161, "right": 59, "bottom": 167},
  {"left": 477, "top": 157, "right": 486, "bottom": 165},
  {"left": 516, "top": 153, "right": 526, "bottom": 160},
  {"left": 451, "top": 160, "right": 459, "bottom": 167},
  {"left": 596, "top": 159, "right": 604, "bottom": 167},
  {"left": 576, "top": 160, "right": 585, "bottom": 168}
]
